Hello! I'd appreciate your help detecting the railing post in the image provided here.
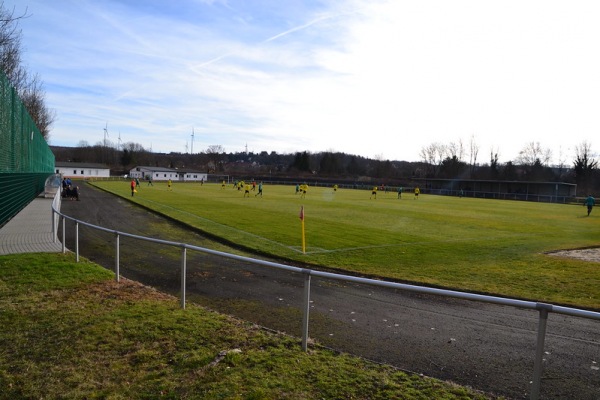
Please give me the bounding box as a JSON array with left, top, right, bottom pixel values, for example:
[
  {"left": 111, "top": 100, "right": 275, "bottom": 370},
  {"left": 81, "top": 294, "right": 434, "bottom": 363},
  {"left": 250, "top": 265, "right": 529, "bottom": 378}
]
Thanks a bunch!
[
  {"left": 180, "top": 245, "right": 187, "bottom": 309},
  {"left": 61, "top": 216, "right": 66, "bottom": 254},
  {"left": 75, "top": 222, "right": 79, "bottom": 262},
  {"left": 51, "top": 208, "right": 56, "bottom": 242},
  {"left": 115, "top": 233, "right": 120, "bottom": 282},
  {"left": 531, "top": 303, "right": 552, "bottom": 400},
  {"left": 301, "top": 269, "right": 312, "bottom": 351}
]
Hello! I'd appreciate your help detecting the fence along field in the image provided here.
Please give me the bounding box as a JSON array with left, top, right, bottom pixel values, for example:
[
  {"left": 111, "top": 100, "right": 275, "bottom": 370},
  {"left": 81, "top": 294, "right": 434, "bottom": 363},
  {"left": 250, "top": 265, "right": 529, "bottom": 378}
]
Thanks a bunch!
[{"left": 91, "top": 180, "right": 600, "bottom": 310}]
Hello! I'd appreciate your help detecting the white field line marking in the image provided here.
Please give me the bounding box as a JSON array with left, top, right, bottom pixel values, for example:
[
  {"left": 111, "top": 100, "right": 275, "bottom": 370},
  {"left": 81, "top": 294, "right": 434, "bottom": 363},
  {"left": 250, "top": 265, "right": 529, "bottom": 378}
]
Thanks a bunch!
[
  {"left": 138, "top": 198, "right": 295, "bottom": 250},
  {"left": 136, "top": 198, "right": 531, "bottom": 256},
  {"left": 298, "top": 232, "right": 535, "bottom": 255}
]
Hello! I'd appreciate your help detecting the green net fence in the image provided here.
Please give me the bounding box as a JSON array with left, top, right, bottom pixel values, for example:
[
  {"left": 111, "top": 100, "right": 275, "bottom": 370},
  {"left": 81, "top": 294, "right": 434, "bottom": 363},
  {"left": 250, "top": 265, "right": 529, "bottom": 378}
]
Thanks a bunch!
[{"left": 0, "top": 71, "right": 55, "bottom": 227}]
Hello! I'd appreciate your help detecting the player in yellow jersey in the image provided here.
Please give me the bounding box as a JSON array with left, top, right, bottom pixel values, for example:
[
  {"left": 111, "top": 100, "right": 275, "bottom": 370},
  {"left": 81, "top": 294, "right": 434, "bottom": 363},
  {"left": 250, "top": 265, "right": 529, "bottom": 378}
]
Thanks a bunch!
[
  {"left": 370, "top": 186, "right": 377, "bottom": 199},
  {"left": 301, "top": 183, "right": 308, "bottom": 198}
]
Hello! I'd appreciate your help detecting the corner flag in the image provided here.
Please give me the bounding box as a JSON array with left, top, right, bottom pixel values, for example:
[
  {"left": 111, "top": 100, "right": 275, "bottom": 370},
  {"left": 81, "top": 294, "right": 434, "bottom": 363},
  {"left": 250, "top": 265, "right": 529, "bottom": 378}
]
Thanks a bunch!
[{"left": 299, "top": 206, "right": 306, "bottom": 254}]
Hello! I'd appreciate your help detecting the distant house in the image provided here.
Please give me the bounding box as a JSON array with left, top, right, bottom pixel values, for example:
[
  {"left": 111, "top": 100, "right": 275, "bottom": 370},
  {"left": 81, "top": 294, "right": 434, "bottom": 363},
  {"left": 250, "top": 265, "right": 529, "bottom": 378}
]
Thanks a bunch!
[
  {"left": 129, "top": 166, "right": 207, "bottom": 182},
  {"left": 55, "top": 162, "right": 110, "bottom": 179}
]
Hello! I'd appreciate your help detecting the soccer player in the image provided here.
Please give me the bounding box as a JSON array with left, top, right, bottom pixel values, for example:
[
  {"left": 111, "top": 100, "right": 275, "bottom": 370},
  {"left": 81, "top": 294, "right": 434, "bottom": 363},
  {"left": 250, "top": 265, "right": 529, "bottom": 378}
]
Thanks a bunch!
[
  {"left": 167, "top": 179, "right": 172, "bottom": 191},
  {"left": 255, "top": 181, "right": 263, "bottom": 197},
  {"left": 370, "top": 186, "right": 377, "bottom": 199},
  {"left": 414, "top": 186, "right": 420, "bottom": 199},
  {"left": 584, "top": 194, "right": 595, "bottom": 216},
  {"left": 397, "top": 186, "right": 403, "bottom": 199}
]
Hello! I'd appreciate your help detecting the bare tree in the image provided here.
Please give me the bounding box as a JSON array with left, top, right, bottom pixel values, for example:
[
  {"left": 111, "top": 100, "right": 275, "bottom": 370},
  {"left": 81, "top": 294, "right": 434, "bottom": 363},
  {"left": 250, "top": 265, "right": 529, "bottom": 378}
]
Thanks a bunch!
[
  {"left": 447, "top": 139, "right": 464, "bottom": 161},
  {"left": 555, "top": 145, "right": 568, "bottom": 180},
  {"left": 0, "top": 5, "right": 27, "bottom": 87},
  {"left": 573, "top": 141, "right": 597, "bottom": 194},
  {"left": 19, "top": 72, "right": 56, "bottom": 139},
  {"left": 120, "top": 142, "right": 146, "bottom": 168},
  {"left": 468, "top": 135, "right": 480, "bottom": 177},
  {"left": 123, "top": 142, "right": 145, "bottom": 153},
  {"left": 489, "top": 147, "right": 500, "bottom": 179},
  {"left": 516, "top": 142, "right": 552, "bottom": 166},
  {"left": 206, "top": 145, "right": 226, "bottom": 172},
  {"left": 0, "top": 4, "right": 54, "bottom": 140},
  {"left": 419, "top": 143, "right": 437, "bottom": 166},
  {"left": 207, "top": 145, "right": 225, "bottom": 155},
  {"left": 419, "top": 142, "right": 446, "bottom": 177}
]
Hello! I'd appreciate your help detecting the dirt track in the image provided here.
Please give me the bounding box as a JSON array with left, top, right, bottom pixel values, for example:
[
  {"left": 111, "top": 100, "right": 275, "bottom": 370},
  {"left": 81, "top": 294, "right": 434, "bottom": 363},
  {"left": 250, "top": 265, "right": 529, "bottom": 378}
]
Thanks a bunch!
[{"left": 59, "top": 184, "right": 600, "bottom": 400}]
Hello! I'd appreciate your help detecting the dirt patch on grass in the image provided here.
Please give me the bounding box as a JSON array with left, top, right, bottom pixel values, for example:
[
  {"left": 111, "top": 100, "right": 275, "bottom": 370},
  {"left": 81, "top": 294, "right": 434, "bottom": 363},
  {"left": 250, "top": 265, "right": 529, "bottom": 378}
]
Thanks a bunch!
[
  {"left": 84, "top": 278, "right": 178, "bottom": 303},
  {"left": 548, "top": 247, "right": 600, "bottom": 263}
]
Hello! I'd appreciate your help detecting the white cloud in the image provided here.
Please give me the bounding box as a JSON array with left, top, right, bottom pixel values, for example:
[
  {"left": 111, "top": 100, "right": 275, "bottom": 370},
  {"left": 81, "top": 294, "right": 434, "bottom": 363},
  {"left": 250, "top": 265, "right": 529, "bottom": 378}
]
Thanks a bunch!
[{"left": 7, "top": 0, "right": 600, "bottom": 163}]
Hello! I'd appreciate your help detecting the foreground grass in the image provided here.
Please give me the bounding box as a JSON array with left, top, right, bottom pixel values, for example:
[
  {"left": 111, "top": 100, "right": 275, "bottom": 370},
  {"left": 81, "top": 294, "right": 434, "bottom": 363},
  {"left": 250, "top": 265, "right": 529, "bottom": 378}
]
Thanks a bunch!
[
  {"left": 91, "top": 181, "right": 600, "bottom": 309},
  {"left": 0, "top": 253, "right": 496, "bottom": 399}
]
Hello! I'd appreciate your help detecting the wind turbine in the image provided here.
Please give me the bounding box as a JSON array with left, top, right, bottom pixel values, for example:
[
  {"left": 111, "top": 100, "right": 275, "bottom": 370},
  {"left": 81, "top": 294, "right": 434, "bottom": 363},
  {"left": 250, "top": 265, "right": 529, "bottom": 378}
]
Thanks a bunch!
[
  {"left": 118, "top": 131, "right": 122, "bottom": 150},
  {"left": 190, "top": 128, "right": 195, "bottom": 154},
  {"left": 102, "top": 122, "right": 110, "bottom": 164},
  {"left": 103, "top": 122, "right": 109, "bottom": 147}
]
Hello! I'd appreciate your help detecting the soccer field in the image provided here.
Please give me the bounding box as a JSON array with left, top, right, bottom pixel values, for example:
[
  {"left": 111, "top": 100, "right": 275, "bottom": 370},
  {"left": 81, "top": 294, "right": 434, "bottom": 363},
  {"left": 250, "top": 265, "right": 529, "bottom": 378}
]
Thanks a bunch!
[{"left": 92, "top": 180, "right": 600, "bottom": 309}]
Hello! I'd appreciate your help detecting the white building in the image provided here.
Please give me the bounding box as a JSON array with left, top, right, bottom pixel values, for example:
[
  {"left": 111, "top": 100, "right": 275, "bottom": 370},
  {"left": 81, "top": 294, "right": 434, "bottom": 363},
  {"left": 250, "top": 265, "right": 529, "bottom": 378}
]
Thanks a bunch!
[
  {"left": 129, "top": 166, "right": 207, "bottom": 182},
  {"left": 55, "top": 162, "right": 110, "bottom": 179}
]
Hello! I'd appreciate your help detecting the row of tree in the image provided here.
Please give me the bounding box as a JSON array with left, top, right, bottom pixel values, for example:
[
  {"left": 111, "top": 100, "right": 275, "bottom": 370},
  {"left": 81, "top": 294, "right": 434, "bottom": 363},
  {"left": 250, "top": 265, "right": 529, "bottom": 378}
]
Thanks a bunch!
[
  {"left": 52, "top": 136, "right": 599, "bottom": 194},
  {"left": 0, "top": 4, "right": 54, "bottom": 138},
  {"left": 417, "top": 139, "right": 597, "bottom": 194}
]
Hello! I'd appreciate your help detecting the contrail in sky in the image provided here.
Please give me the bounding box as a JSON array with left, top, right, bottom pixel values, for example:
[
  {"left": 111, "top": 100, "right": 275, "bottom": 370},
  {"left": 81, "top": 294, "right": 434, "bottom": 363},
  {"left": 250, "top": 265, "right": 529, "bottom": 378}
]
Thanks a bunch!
[{"left": 193, "top": 9, "right": 359, "bottom": 70}]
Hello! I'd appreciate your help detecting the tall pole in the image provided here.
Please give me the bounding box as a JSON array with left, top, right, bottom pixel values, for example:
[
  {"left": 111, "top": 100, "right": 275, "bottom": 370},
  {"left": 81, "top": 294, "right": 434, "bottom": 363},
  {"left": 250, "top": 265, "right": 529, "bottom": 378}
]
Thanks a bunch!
[
  {"left": 103, "top": 122, "right": 109, "bottom": 147},
  {"left": 300, "top": 206, "right": 306, "bottom": 254},
  {"left": 191, "top": 128, "right": 194, "bottom": 154},
  {"left": 103, "top": 122, "right": 109, "bottom": 164}
]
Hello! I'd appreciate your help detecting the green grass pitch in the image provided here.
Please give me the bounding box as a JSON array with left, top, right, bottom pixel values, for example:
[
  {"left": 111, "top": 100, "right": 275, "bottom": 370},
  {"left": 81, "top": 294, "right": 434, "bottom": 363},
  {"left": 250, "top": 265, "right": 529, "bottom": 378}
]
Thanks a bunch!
[{"left": 91, "top": 180, "right": 600, "bottom": 309}]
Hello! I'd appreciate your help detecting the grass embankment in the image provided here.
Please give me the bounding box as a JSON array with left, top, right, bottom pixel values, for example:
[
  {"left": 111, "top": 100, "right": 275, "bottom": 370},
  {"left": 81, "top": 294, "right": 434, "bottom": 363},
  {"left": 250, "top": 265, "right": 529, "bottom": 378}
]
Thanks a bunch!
[
  {"left": 0, "top": 253, "right": 495, "bottom": 399},
  {"left": 92, "top": 180, "right": 600, "bottom": 309}
]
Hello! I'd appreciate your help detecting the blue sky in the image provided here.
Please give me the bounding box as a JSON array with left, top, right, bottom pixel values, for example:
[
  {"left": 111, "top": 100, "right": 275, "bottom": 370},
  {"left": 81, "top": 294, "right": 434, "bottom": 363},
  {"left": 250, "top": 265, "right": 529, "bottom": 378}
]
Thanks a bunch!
[{"left": 7, "top": 0, "right": 600, "bottom": 163}]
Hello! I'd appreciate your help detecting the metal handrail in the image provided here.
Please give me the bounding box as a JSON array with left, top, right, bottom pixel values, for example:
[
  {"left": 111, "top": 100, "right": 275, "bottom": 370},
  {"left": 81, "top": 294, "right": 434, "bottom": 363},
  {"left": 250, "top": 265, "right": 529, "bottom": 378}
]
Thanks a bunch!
[{"left": 51, "top": 203, "right": 600, "bottom": 400}]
